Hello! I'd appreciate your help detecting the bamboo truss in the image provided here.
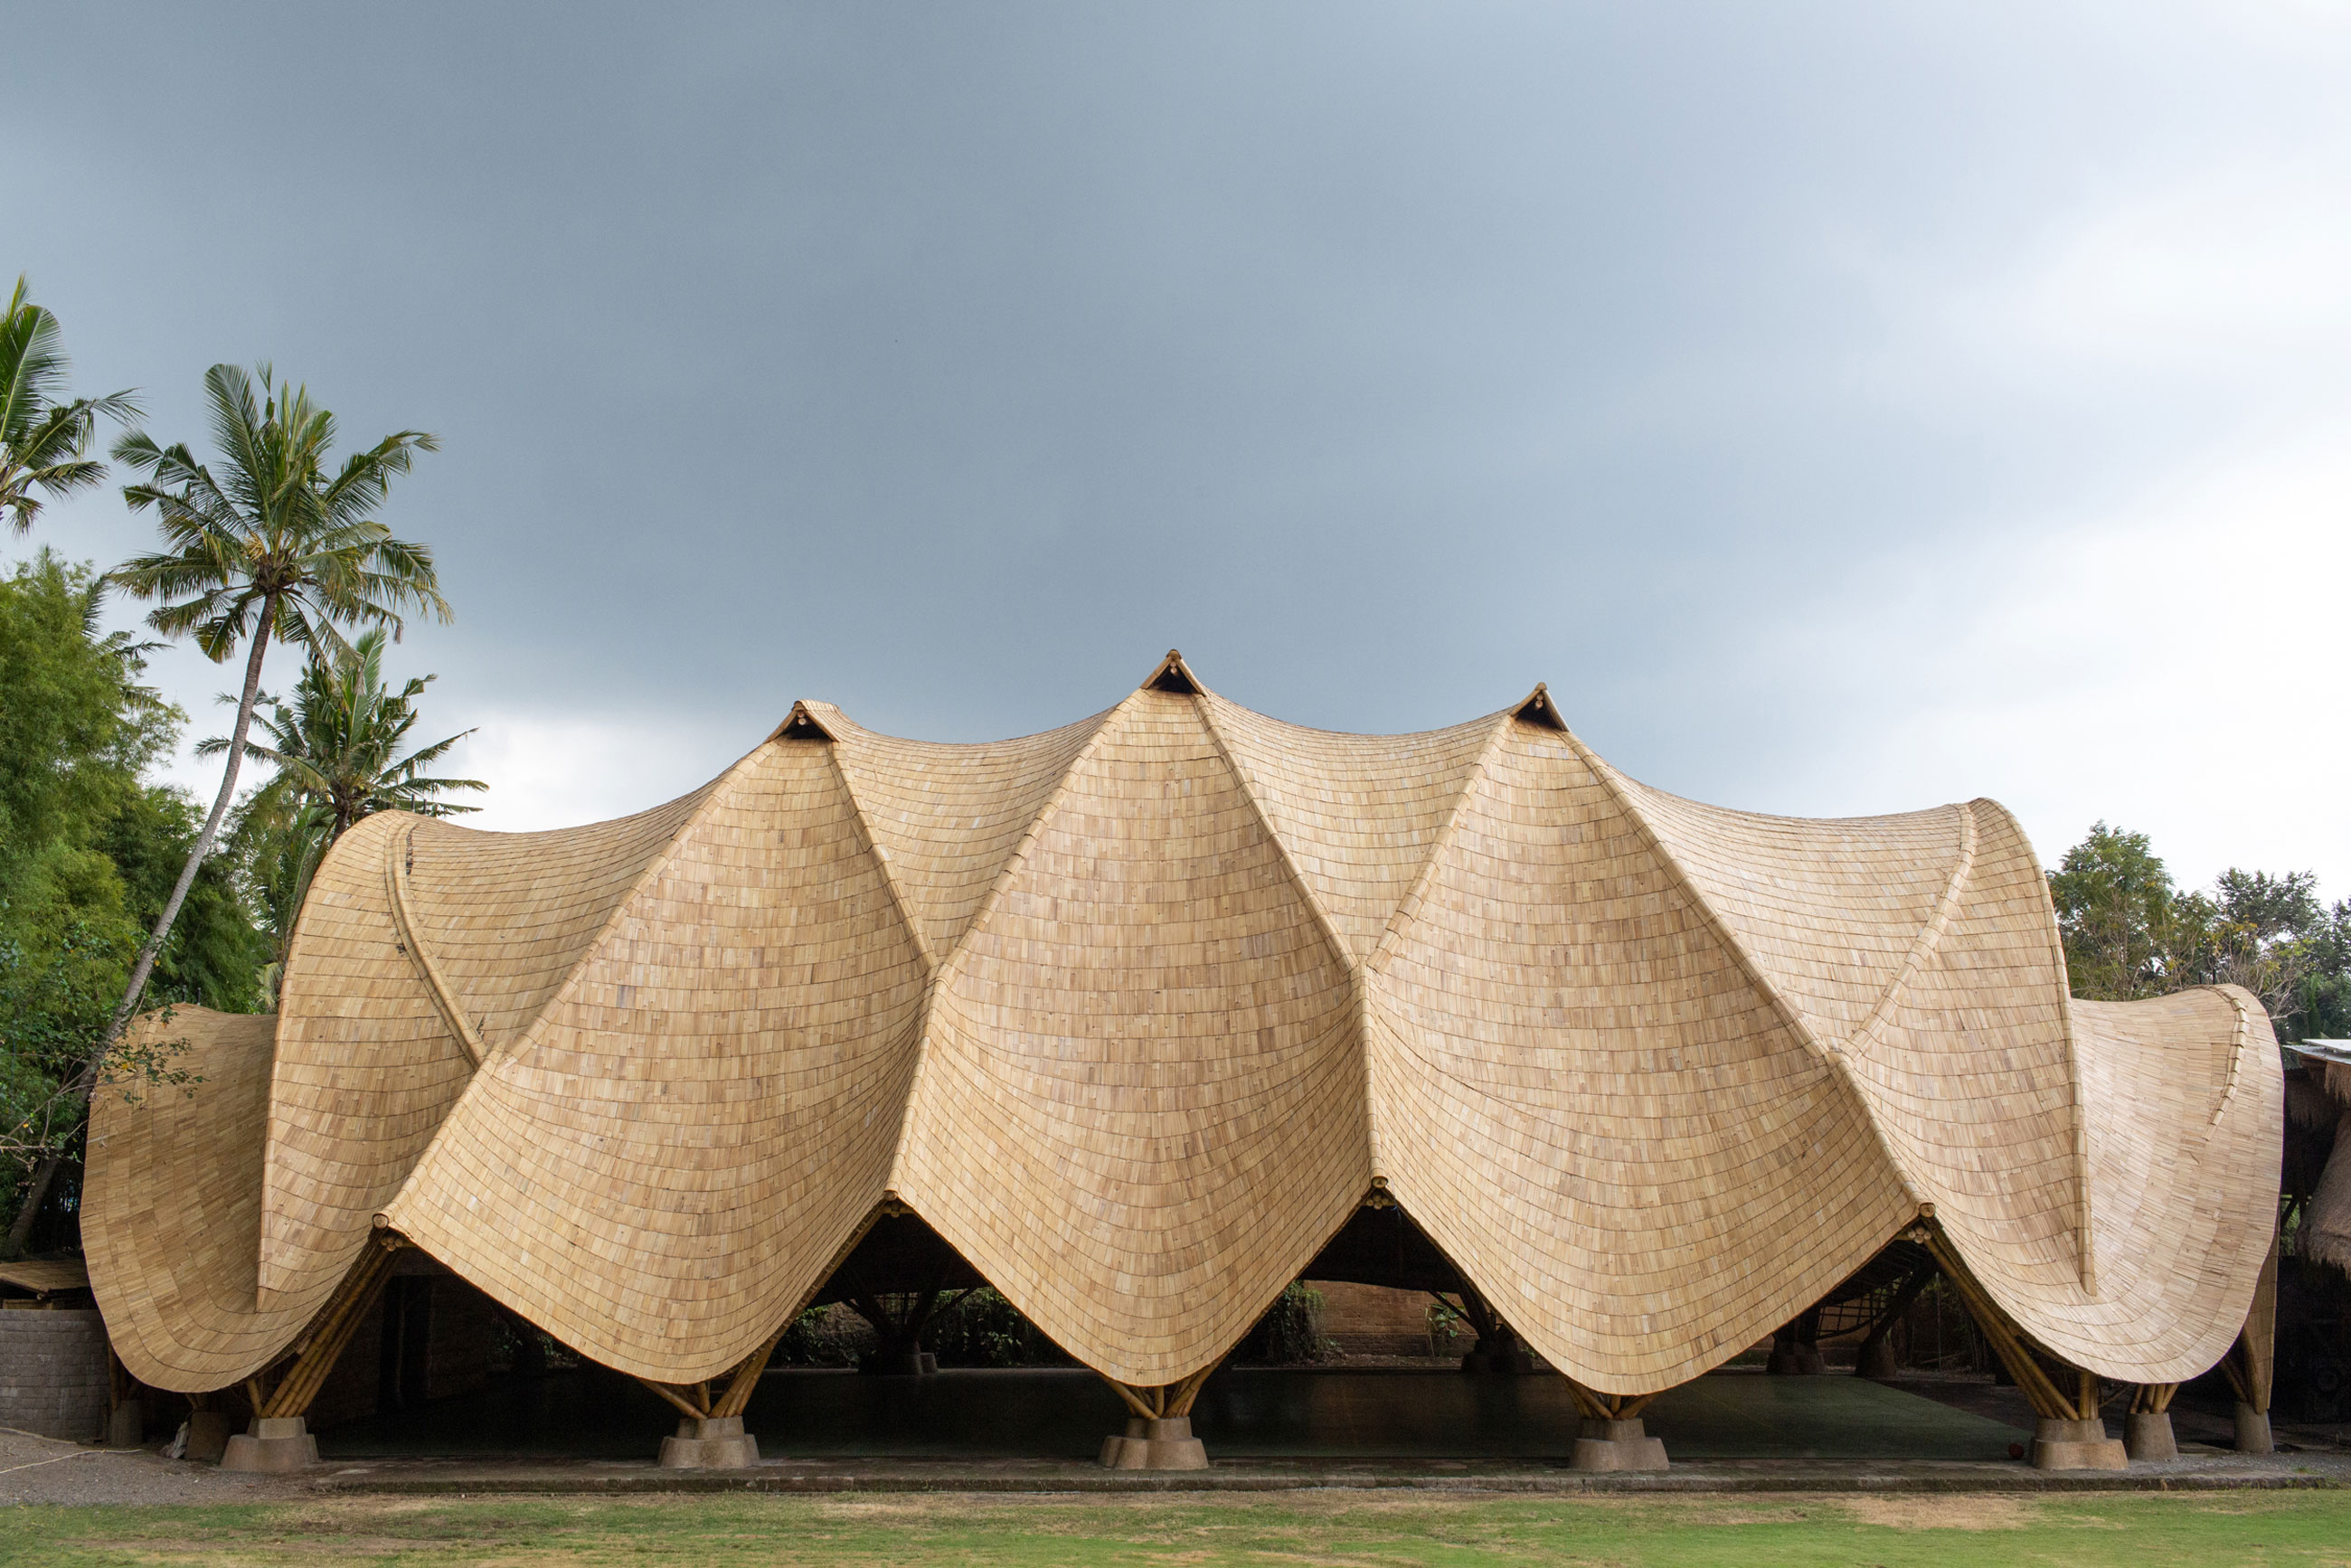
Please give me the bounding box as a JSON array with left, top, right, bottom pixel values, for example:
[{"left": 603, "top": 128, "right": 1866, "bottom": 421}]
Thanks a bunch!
[{"left": 85, "top": 654, "right": 2280, "bottom": 1407}]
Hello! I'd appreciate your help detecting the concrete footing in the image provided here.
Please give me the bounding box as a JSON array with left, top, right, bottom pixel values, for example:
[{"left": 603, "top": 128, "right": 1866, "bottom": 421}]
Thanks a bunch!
[
  {"left": 1099, "top": 1416, "right": 1209, "bottom": 1470},
  {"left": 1765, "top": 1345, "right": 1825, "bottom": 1375},
  {"left": 2234, "top": 1403, "right": 2273, "bottom": 1455},
  {"left": 108, "top": 1399, "right": 143, "bottom": 1449},
  {"left": 2123, "top": 1411, "right": 2177, "bottom": 1460},
  {"left": 2031, "top": 1416, "right": 2129, "bottom": 1470},
  {"left": 1855, "top": 1338, "right": 1900, "bottom": 1381},
  {"left": 186, "top": 1409, "right": 234, "bottom": 1463},
  {"left": 657, "top": 1415, "right": 760, "bottom": 1469},
  {"left": 1570, "top": 1417, "right": 1669, "bottom": 1471},
  {"left": 222, "top": 1415, "right": 320, "bottom": 1471}
]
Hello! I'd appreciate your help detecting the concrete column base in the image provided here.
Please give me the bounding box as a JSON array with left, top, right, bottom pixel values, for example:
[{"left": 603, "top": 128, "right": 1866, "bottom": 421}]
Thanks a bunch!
[
  {"left": 656, "top": 1415, "right": 760, "bottom": 1469},
  {"left": 1099, "top": 1416, "right": 1209, "bottom": 1469},
  {"left": 1855, "top": 1338, "right": 1900, "bottom": 1381},
  {"left": 2030, "top": 1417, "right": 2129, "bottom": 1470},
  {"left": 1765, "top": 1346, "right": 1825, "bottom": 1375},
  {"left": 186, "top": 1410, "right": 235, "bottom": 1464},
  {"left": 2123, "top": 1410, "right": 2177, "bottom": 1460},
  {"left": 221, "top": 1416, "right": 319, "bottom": 1471},
  {"left": 1570, "top": 1417, "right": 1669, "bottom": 1471},
  {"left": 2233, "top": 1403, "right": 2273, "bottom": 1455}
]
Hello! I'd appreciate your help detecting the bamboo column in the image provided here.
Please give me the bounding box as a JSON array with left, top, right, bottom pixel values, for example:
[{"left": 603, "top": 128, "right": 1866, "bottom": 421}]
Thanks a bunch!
[
  {"left": 1563, "top": 1379, "right": 1670, "bottom": 1470},
  {"left": 2222, "top": 1236, "right": 2279, "bottom": 1454},
  {"left": 1915, "top": 1223, "right": 2126, "bottom": 1470},
  {"left": 221, "top": 1241, "right": 399, "bottom": 1471},
  {"left": 1855, "top": 1261, "right": 1938, "bottom": 1381},
  {"left": 1097, "top": 1365, "right": 1215, "bottom": 1469},
  {"left": 638, "top": 1318, "right": 794, "bottom": 1469}
]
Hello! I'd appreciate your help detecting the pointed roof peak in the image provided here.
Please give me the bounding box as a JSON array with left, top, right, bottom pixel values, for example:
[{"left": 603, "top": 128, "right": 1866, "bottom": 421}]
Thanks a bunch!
[
  {"left": 1143, "top": 648, "right": 1204, "bottom": 695},
  {"left": 1512, "top": 683, "right": 1567, "bottom": 732},
  {"left": 769, "top": 701, "right": 839, "bottom": 742}
]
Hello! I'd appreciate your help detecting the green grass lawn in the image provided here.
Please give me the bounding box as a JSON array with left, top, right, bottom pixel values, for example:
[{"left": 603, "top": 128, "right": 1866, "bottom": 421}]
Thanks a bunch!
[{"left": 6, "top": 1490, "right": 2351, "bottom": 1567}]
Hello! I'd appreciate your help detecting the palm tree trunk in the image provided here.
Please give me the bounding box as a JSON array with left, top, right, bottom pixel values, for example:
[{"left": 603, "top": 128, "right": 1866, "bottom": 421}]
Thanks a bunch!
[{"left": 5, "top": 600, "right": 277, "bottom": 1256}]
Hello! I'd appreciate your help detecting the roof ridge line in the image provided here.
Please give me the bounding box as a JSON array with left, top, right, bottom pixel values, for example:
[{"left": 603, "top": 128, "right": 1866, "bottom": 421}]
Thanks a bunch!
[
  {"left": 1574, "top": 742, "right": 1926, "bottom": 1214},
  {"left": 1191, "top": 688, "right": 1382, "bottom": 1180},
  {"left": 883, "top": 697, "right": 1127, "bottom": 1193},
  {"left": 822, "top": 739, "right": 938, "bottom": 975},
  {"left": 2203, "top": 984, "right": 2252, "bottom": 1128},
  {"left": 1364, "top": 706, "right": 1519, "bottom": 977},
  {"left": 383, "top": 818, "right": 490, "bottom": 1070},
  {"left": 371, "top": 743, "right": 766, "bottom": 1242},
  {"left": 1353, "top": 703, "right": 1520, "bottom": 1187},
  {"left": 1846, "top": 803, "right": 1978, "bottom": 1064},
  {"left": 1989, "top": 795, "right": 2099, "bottom": 1294}
]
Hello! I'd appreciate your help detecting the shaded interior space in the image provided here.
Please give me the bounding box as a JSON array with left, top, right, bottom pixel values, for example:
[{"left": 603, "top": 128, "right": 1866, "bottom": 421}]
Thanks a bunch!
[
  {"left": 297, "top": 1210, "right": 2032, "bottom": 1466},
  {"left": 114, "top": 1203, "right": 2333, "bottom": 1468},
  {"left": 316, "top": 1365, "right": 2032, "bottom": 1464}
]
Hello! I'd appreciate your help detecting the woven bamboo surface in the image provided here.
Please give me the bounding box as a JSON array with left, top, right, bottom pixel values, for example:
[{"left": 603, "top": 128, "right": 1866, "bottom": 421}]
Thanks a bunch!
[
  {"left": 82, "top": 659, "right": 2280, "bottom": 1394},
  {"left": 82, "top": 1008, "right": 342, "bottom": 1387}
]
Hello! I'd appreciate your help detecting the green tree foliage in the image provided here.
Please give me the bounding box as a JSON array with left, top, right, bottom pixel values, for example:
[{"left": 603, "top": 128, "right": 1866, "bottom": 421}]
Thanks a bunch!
[
  {"left": 3, "top": 366, "right": 449, "bottom": 1254},
  {"left": 2050, "top": 822, "right": 2348, "bottom": 1039},
  {"left": 0, "top": 277, "right": 139, "bottom": 535},
  {"left": 98, "top": 364, "right": 443, "bottom": 1034},
  {"left": 212, "top": 627, "right": 483, "bottom": 838},
  {"left": 0, "top": 553, "right": 266, "bottom": 1239},
  {"left": 2048, "top": 823, "right": 2181, "bottom": 1001},
  {"left": 217, "top": 628, "right": 483, "bottom": 997}
]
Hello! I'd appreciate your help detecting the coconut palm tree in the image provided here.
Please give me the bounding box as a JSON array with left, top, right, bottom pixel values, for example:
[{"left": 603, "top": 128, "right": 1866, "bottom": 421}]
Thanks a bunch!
[
  {"left": 207, "top": 628, "right": 485, "bottom": 838},
  {"left": 209, "top": 629, "right": 484, "bottom": 998},
  {"left": 0, "top": 275, "right": 141, "bottom": 534},
  {"left": 4, "top": 364, "right": 445, "bottom": 1253}
]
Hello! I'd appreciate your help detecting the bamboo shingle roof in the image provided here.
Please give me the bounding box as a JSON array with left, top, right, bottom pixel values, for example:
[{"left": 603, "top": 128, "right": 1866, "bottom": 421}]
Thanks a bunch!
[{"left": 85, "top": 655, "right": 2280, "bottom": 1396}]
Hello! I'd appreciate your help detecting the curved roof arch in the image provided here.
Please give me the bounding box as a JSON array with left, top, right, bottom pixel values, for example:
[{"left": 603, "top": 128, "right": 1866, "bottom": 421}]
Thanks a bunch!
[{"left": 86, "top": 654, "right": 2280, "bottom": 1394}]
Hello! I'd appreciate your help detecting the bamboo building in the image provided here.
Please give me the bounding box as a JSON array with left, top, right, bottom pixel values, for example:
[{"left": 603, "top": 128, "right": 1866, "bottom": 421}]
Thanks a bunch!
[{"left": 83, "top": 654, "right": 2284, "bottom": 1472}]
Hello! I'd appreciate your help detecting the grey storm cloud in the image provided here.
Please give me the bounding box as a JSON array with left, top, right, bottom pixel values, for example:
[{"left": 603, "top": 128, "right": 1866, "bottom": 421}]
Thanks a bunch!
[{"left": 8, "top": 3, "right": 2348, "bottom": 885}]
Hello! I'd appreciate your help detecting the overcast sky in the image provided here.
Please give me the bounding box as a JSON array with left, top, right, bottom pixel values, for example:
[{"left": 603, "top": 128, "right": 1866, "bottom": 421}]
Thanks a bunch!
[{"left": 9, "top": 3, "right": 2347, "bottom": 895}]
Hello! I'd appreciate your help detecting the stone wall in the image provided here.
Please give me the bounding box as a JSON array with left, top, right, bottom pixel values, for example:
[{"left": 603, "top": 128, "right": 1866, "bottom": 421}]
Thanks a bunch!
[
  {"left": 1308, "top": 1281, "right": 1459, "bottom": 1358},
  {"left": 0, "top": 1308, "right": 109, "bottom": 1440}
]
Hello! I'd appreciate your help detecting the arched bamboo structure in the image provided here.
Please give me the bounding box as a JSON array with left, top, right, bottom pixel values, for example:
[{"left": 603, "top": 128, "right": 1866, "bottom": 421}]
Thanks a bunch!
[{"left": 84, "top": 654, "right": 2281, "bottom": 1469}]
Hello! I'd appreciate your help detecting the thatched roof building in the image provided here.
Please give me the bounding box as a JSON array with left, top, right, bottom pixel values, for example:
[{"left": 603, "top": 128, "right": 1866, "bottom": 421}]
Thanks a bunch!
[{"left": 85, "top": 654, "right": 2280, "bottom": 1446}]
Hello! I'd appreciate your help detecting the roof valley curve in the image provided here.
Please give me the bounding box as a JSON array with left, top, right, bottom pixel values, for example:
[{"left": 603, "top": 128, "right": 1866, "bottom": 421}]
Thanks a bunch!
[
  {"left": 258, "top": 811, "right": 483, "bottom": 1301},
  {"left": 99, "top": 672, "right": 2271, "bottom": 1400},
  {"left": 1199, "top": 698, "right": 1513, "bottom": 1185},
  {"left": 890, "top": 688, "right": 1372, "bottom": 1385},
  {"left": 1363, "top": 718, "right": 1921, "bottom": 1394},
  {"left": 85, "top": 1009, "right": 344, "bottom": 1390},
  {"left": 367, "top": 751, "right": 769, "bottom": 1258},
  {"left": 840, "top": 707, "right": 1126, "bottom": 1193},
  {"left": 377, "top": 737, "right": 930, "bottom": 1383}
]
